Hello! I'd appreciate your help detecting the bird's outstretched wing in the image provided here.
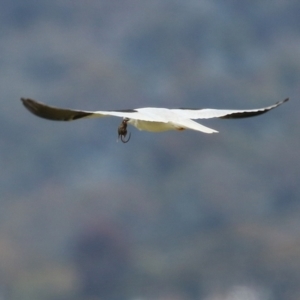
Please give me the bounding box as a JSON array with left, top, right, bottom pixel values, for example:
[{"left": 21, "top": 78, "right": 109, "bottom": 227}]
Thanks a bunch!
[
  {"left": 21, "top": 97, "right": 288, "bottom": 136},
  {"left": 20, "top": 98, "right": 167, "bottom": 122},
  {"left": 171, "top": 98, "right": 289, "bottom": 120}
]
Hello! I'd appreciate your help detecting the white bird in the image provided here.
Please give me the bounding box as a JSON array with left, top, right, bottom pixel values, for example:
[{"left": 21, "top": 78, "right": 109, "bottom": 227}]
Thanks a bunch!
[{"left": 21, "top": 97, "right": 289, "bottom": 143}]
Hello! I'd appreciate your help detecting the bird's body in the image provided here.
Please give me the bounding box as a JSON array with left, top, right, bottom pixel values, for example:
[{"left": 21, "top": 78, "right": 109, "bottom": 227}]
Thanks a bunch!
[
  {"left": 21, "top": 98, "right": 289, "bottom": 142},
  {"left": 127, "top": 108, "right": 215, "bottom": 133},
  {"left": 129, "top": 118, "right": 176, "bottom": 132}
]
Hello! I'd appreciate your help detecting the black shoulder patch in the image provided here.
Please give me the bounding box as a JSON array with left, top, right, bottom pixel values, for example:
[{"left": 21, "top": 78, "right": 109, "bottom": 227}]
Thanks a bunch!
[
  {"left": 110, "top": 109, "right": 137, "bottom": 113},
  {"left": 178, "top": 107, "right": 203, "bottom": 110}
]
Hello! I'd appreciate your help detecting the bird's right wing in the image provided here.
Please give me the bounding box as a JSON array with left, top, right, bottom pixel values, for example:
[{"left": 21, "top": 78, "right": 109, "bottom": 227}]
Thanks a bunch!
[
  {"left": 171, "top": 98, "right": 289, "bottom": 120},
  {"left": 20, "top": 98, "right": 167, "bottom": 122}
]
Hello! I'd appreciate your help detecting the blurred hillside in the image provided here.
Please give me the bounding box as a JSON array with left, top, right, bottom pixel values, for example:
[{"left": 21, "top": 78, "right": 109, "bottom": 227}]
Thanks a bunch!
[{"left": 0, "top": 1, "right": 300, "bottom": 299}]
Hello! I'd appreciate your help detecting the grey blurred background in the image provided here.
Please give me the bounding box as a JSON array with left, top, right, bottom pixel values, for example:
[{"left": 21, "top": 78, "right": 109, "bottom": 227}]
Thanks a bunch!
[{"left": 1, "top": 1, "right": 299, "bottom": 299}]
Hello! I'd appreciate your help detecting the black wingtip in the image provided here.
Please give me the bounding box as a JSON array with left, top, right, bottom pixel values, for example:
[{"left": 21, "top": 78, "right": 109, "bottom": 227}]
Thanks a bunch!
[
  {"left": 275, "top": 98, "right": 289, "bottom": 105},
  {"left": 20, "top": 97, "right": 27, "bottom": 106},
  {"left": 20, "top": 97, "right": 94, "bottom": 121},
  {"left": 20, "top": 97, "right": 32, "bottom": 105},
  {"left": 20, "top": 97, "right": 30, "bottom": 103},
  {"left": 20, "top": 97, "right": 39, "bottom": 114},
  {"left": 20, "top": 97, "right": 56, "bottom": 119}
]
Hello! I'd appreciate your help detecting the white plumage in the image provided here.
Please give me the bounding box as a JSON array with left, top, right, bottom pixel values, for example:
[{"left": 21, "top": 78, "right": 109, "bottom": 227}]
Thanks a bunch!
[{"left": 21, "top": 98, "right": 288, "bottom": 143}]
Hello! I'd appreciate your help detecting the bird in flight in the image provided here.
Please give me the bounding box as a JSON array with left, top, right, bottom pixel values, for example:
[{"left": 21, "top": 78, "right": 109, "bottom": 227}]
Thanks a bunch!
[{"left": 21, "top": 98, "right": 288, "bottom": 143}]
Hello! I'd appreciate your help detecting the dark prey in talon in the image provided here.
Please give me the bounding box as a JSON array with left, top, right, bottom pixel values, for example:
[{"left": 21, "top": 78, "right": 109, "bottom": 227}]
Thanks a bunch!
[
  {"left": 20, "top": 97, "right": 289, "bottom": 143},
  {"left": 118, "top": 118, "right": 131, "bottom": 143}
]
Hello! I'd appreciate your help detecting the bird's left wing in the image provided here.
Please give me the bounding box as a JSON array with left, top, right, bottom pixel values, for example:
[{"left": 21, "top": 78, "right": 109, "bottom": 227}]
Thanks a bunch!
[
  {"left": 171, "top": 98, "right": 289, "bottom": 120},
  {"left": 20, "top": 98, "right": 167, "bottom": 122}
]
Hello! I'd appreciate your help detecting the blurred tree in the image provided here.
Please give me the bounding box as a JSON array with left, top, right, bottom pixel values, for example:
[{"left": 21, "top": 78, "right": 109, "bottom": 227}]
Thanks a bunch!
[{"left": 73, "top": 223, "right": 130, "bottom": 300}]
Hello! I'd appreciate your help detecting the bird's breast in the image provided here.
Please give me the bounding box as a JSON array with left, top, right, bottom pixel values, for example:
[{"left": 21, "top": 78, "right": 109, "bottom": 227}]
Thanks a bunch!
[{"left": 128, "top": 119, "right": 176, "bottom": 132}]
